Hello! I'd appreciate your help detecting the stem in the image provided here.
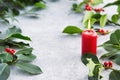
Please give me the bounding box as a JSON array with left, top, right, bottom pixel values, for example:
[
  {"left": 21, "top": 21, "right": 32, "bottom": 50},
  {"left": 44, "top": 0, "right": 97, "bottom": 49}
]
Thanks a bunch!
[{"left": 108, "top": 19, "right": 120, "bottom": 26}]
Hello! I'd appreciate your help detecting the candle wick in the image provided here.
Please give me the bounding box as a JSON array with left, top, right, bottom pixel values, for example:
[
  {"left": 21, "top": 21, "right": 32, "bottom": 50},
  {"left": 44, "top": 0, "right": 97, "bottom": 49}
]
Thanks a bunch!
[{"left": 88, "top": 19, "right": 91, "bottom": 30}]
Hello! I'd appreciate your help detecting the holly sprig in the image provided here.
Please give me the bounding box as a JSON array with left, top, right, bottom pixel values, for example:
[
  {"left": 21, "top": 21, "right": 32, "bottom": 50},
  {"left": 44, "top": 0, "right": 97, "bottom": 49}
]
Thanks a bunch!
[
  {"left": 0, "top": 26, "right": 42, "bottom": 80},
  {"left": 0, "top": 1, "right": 46, "bottom": 80},
  {"left": 0, "top": 0, "right": 46, "bottom": 23},
  {"left": 0, "top": 47, "right": 42, "bottom": 80},
  {"left": 82, "top": 53, "right": 120, "bottom": 80},
  {"left": 100, "top": 29, "right": 120, "bottom": 66},
  {"left": 62, "top": 0, "right": 120, "bottom": 35}
]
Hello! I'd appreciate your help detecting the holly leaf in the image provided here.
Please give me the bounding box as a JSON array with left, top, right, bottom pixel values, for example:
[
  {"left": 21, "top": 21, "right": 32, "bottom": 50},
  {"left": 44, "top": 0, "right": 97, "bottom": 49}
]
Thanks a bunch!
[
  {"left": 117, "top": 4, "right": 120, "bottom": 14},
  {"left": 72, "top": 2, "right": 85, "bottom": 12},
  {"left": 104, "top": 1, "right": 120, "bottom": 8},
  {"left": 34, "top": 2, "right": 46, "bottom": 9},
  {"left": 109, "top": 70, "right": 120, "bottom": 80},
  {"left": 100, "top": 53, "right": 114, "bottom": 59},
  {"left": 103, "top": 43, "right": 120, "bottom": 52},
  {"left": 83, "top": 11, "right": 94, "bottom": 24},
  {"left": 111, "top": 14, "right": 119, "bottom": 23},
  {"left": 6, "top": 26, "right": 22, "bottom": 36},
  {"left": 16, "top": 48, "right": 33, "bottom": 55},
  {"left": 0, "top": 52, "right": 13, "bottom": 63},
  {"left": 62, "top": 26, "right": 83, "bottom": 34},
  {"left": 0, "top": 46, "right": 5, "bottom": 53},
  {"left": 91, "top": 0, "right": 103, "bottom": 6},
  {"left": 7, "top": 33, "right": 31, "bottom": 41},
  {"left": 16, "top": 62, "right": 42, "bottom": 74},
  {"left": 85, "top": 18, "right": 96, "bottom": 28},
  {"left": 110, "top": 29, "right": 120, "bottom": 45},
  {"left": 100, "top": 29, "right": 120, "bottom": 64},
  {"left": 18, "top": 54, "right": 36, "bottom": 62},
  {"left": 100, "top": 14, "right": 107, "bottom": 28},
  {"left": 92, "top": 13, "right": 101, "bottom": 19},
  {"left": 4, "top": 41, "right": 29, "bottom": 48},
  {"left": 0, "top": 63, "right": 10, "bottom": 80},
  {"left": 81, "top": 53, "right": 100, "bottom": 65},
  {"left": 81, "top": 53, "right": 103, "bottom": 80}
]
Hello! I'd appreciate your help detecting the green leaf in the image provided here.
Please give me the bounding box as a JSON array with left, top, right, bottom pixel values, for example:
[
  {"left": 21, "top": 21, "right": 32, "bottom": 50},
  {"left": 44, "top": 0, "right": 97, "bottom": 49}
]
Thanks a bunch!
[
  {"left": 111, "top": 14, "right": 119, "bottom": 23},
  {"left": 82, "top": 58, "right": 103, "bottom": 80},
  {"left": 85, "top": 18, "right": 96, "bottom": 28},
  {"left": 110, "top": 29, "right": 120, "bottom": 45},
  {"left": 103, "top": 43, "right": 120, "bottom": 52},
  {"left": 62, "top": 26, "right": 83, "bottom": 34},
  {"left": 0, "top": 63, "right": 10, "bottom": 80},
  {"left": 100, "top": 14, "right": 107, "bottom": 28},
  {"left": 118, "top": 4, "right": 120, "bottom": 14},
  {"left": 113, "top": 54, "right": 120, "bottom": 65},
  {"left": 12, "top": 8, "right": 20, "bottom": 16},
  {"left": 104, "top": 1, "right": 120, "bottom": 8},
  {"left": 18, "top": 54, "right": 36, "bottom": 62},
  {"left": 83, "top": 11, "right": 94, "bottom": 24},
  {"left": 16, "top": 48, "right": 33, "bottom": 55},
  {"left": 91, "top": 0, "right": 103, "bottom": 5},
  {"left": 92, "top": 13, "right": 101, "bottom": 19},
  {"left": 109, "top": 70, "right": 120, "bottom": 80},
  {"left": 34, "top": 2, "right": 46, "bottom": 9},
  {"left": 6, "top": 26, "right": 21, "bottom": 36},
  {"left": 0, "top": 46, "right": 5, "bottom": 53},
  {"left": 16, "top": 62, "right": 42, "bottom": 74},
  {"left": 72, "top": 2, "right": 85, "bottom": 12},
  {"left": 0, "top": 53, "right": 13, "bottom": 63},
  {"left": 100, "top": 53, "right": 114, "bottom": 59},
  {"left": 5, "top": 41, "right": 29, "bottom": 48},
  {"left": 8, "top": 33, "right": 31, "bottom": 41},
  {"left": 81, "top": 53, "right": 100, "bottom": 65}
]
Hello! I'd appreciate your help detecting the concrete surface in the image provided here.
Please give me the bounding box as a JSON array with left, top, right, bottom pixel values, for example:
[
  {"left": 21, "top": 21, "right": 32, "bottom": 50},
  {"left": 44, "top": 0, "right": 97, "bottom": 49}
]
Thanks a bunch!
[{"left": 7, "top": 0, "right": 119, "bottom": 80}]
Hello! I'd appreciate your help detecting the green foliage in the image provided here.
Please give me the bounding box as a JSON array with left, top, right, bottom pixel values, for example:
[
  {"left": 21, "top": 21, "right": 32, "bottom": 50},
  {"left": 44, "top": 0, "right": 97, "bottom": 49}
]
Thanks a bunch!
[
  {"left": 83, "top": 11, "right": 94, "bottom": 24},
  {"left": 62, "top": 26, "right": 83, "bottom": 34},
  {"left": 0, "top": 0, "right": 46, "bottom": 23},
  {"left": 18, "top": 54, "right": 36, "bottom": 62},
  {"left": 100, "top": 29, "right": 120, "bottom": 65},
  {"left": 91, "top": 0, "right": 103, "bottom": 6},
  {"left": 109, "top": 70, "right": 120, "bottom": 80},
  {"left": 16, "top": 48, "right": 33, "bottom": 55},
  {"left": 16, "top": 62, "right": 42, "bottom": 74},
  {"left": 0, "top": 26, "right": 31, "bottom": 48},
  {"left": 112, "top": 14, "right": 119, "bottom": 23},
  {"left": 34, "top": 1, "right": 46, "bottom": 9},
  {"left": 0, "top": 63, "right": 10, "bottom": 80},
  {"left": 81, "top": 53, "right": 103, "bottom": 80},
  {"left": 104, "top": 1, "right": 120, "bottom": 8},
  {"left": 100, "top": 14, "right": 107, "bottom": 28},
  {"left": 72, "top": 2, "right": 85, "bottom": 13}
]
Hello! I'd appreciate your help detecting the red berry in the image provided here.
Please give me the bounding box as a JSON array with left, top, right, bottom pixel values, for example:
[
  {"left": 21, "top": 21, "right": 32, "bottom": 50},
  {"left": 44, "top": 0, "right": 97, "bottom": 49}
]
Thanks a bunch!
[
  {"left": 85, "top": 4, "right": 92, "bottom": 11},
  {"left": 5, "top": 48, "right": 11, "bottom": 53},
  {"left": 5, "top": 48, "right": 15, "bottom": 55},
  {"left": 104, "top": 61, "right": 109, "bottom": 67},
  {"left": 108, "top": 61, "right": 113, "bottom": 67},
  {"left": 94, "top": 8, "right": 104, "bottom": 12}
]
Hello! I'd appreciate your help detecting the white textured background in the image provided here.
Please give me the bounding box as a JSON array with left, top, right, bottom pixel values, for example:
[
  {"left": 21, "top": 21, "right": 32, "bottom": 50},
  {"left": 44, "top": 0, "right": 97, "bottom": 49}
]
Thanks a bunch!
[{"left": 7, "top": 0, "right": 120, "bottom": 80}]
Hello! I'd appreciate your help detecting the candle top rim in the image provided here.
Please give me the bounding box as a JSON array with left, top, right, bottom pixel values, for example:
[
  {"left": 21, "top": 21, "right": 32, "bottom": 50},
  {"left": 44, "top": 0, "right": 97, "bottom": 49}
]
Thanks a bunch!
[{"left": 82, "top": 29, "right": 97, "bottom": 37}]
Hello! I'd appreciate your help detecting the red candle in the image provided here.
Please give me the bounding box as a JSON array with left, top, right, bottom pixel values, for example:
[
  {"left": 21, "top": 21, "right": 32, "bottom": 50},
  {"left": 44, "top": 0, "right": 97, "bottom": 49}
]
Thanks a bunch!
[{"left": 82, "top": 29, "right": 97, "bottom": 55}]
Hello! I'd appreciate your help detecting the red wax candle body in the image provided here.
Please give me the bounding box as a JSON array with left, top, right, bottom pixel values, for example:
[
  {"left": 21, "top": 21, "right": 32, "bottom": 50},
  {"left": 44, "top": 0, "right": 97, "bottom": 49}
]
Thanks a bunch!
[{"left": 82, "top": 29, "right": 97, "bottom": 55}]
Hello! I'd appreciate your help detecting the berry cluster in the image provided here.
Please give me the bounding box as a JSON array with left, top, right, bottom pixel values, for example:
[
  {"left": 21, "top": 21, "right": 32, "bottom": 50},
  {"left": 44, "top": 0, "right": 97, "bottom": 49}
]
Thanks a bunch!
[
  {"left": 85, "top": 4, "right": 92, "bottom": 11},
  {"left": 85, "top": 4, "right": 104, "bottom": 12},
  {"left": 5, "top": 48, "right": 16, "bottom": 55},
  {"left": 94, "top": 8, "right": 104, "bottom": 12},
  {"left": 104, "top": 61, "right": 113, "bottom": 69},
  {"left": 97, "top": 29, "right": 109, "bottom": 35}
]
